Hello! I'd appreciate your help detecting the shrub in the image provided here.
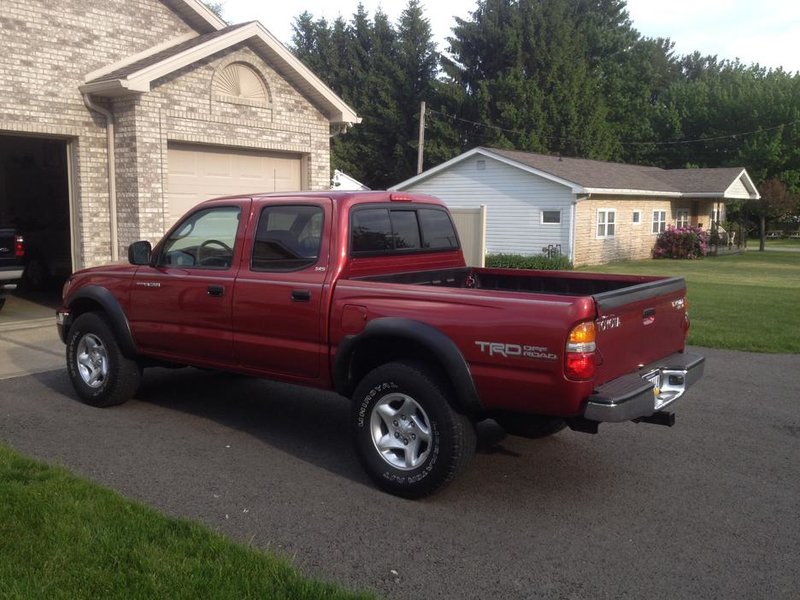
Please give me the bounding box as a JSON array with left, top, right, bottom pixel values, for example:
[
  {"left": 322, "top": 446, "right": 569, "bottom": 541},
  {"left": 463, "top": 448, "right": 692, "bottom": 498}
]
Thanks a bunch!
[
  {"left": 485, "top": 253, "right": 574, "bottom": 270},
  {"left": 652, "top": 226, "right": 709, "bottom": 259}
]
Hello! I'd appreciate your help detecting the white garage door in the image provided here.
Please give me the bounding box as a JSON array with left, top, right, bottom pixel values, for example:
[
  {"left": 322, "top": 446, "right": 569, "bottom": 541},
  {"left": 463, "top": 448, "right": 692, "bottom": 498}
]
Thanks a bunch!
[{"left": 167, "top": 144, "right": 303, "bottom": 220}]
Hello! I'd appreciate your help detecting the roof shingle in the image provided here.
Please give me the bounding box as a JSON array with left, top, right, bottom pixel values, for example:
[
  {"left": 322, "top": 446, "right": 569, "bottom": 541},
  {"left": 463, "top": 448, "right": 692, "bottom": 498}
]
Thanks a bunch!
[{"left": 486, "top": 148, "right": 746, "bottom": 195}]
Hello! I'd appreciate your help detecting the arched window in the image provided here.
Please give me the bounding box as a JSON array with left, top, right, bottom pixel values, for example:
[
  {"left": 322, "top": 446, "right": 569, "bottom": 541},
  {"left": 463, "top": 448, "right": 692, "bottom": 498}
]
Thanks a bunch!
[{"left": 212, "top": 63, "right": 269, "bottom": 107}]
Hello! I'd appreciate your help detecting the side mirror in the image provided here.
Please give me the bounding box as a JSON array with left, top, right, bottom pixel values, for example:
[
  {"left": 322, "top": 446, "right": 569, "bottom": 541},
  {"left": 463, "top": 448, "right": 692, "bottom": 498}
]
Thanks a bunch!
[{"left": 128, "top": 241, "right": 152, "bottom": 265}]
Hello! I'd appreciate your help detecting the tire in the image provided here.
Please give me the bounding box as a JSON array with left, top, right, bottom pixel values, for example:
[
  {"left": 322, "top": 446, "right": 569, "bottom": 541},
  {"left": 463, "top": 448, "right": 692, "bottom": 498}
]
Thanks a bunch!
[
  {"left": 494, "top": 414, "right": 567, "bottom": 439},
  {"left": 352, "top": 361, "right": 476, "bottom": 498},
  {"left": 23, "top": 256, "right": 49, "bottom": 290},
  {"left": 66, "top": 312, "right": 141, "bottom": 407}
]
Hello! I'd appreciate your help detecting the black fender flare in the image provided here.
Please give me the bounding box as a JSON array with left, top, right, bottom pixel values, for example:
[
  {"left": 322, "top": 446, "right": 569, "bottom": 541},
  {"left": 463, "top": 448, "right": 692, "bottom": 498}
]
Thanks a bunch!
[
  {"left": 67, "top": 285, "right": 138, "bottom": 358},
  {"left": 334, "top": 317, "right": 482, "bottom": 414}
]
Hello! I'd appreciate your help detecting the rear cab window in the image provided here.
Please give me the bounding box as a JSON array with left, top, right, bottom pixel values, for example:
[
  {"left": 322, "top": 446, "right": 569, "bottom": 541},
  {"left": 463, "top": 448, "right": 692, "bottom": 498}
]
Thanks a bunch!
[{"left": 350, "top": 204, "right": 459, "bottom": 256}]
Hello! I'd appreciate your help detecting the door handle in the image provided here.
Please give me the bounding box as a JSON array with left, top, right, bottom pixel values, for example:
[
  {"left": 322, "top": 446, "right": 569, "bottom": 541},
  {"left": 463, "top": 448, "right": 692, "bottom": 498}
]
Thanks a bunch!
[
  {"left": 208, "top": 285, "right": 224, "bottom": 297},
  {"left": 291, "top": 289, "right": 311, "bottom": 302}
]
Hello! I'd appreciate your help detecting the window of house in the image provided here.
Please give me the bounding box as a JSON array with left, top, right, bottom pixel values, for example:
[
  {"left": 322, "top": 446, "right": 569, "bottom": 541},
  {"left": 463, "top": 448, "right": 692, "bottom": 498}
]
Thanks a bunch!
[
  {"left": 597, "top": 209, "right": 616, "bottom": 238},
  {"left": 652, "top": 210, "right": 667, "bottom": 234},
  {"left": 541, "top": 210, "right": 561, "bottom": 224},
  {"left": 632, "top": 210, "right": 641, "bottom": 225},
  {"left": 676, "top": 209, "right": 690, "bottom": 229},
  {"left": 251, "top": 205, "right": 323, "bottom": 271}
]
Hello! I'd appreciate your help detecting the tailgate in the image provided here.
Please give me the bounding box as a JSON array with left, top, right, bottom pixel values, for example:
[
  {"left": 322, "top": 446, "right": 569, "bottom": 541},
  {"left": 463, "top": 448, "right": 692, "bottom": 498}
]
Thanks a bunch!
[{"left": 592, "top": 277, "right": 688, "bottom": 386}]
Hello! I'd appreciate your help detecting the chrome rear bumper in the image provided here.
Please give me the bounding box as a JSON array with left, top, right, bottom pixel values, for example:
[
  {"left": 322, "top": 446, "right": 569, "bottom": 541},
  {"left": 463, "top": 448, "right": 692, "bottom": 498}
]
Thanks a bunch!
[{"left": 584, "top": 352, "right": 705, "bottom": 423}]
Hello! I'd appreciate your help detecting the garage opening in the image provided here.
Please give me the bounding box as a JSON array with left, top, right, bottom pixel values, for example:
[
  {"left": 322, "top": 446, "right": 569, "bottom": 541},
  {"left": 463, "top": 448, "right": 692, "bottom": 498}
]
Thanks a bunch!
[
  {"left": 0, "top": 134, "right": 71, "bottom": 318},
  {"left": 167, "top": 143, "right": 303, "bottom": 221}
]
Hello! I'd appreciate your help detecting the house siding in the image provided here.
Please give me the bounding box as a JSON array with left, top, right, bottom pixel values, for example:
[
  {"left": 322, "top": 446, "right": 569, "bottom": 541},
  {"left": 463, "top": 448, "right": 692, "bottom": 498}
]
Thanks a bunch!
[
  {"left": 0, "top": 0, "right": 332, "bottom": 268},
  {"left": 400, "top": 155, "right": 574, "bottom": 257},
  {"left": 574, "top": 196, "right": 673, "bottom": 266}
]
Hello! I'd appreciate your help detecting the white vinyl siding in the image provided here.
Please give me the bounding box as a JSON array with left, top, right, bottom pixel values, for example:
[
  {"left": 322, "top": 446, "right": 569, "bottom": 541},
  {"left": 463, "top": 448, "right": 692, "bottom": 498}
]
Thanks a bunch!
[
  {"left": 395, "top": 156, "right": 574, "bottom": 257},
  {"left": 726, "top": 176, "right": 750, "bottom": 198}
]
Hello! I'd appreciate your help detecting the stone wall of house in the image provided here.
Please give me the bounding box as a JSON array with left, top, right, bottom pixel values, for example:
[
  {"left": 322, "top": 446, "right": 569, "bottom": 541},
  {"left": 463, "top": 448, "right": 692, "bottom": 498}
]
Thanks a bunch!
[
  {"left": 573, "top": 197, "right": 674, "bottom": 266},
  {"left": 0, "top": 0, "right": 333, "bottom": 268}
]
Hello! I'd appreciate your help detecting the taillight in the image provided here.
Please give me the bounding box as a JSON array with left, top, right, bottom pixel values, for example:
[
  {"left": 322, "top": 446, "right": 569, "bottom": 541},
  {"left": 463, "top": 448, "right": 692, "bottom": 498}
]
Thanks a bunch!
[
  {"left": 565, "top": 321, "right": 596, "bottom": 380},
  {"left": 15, "top": 235, "right": 24, "bottom": 258}
]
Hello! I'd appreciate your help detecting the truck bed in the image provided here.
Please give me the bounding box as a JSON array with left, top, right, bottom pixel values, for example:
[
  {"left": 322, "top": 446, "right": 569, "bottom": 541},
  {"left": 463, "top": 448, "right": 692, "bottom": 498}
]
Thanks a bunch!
[{"left": 358, "top": 266, "right": 681, "bottom": 304}]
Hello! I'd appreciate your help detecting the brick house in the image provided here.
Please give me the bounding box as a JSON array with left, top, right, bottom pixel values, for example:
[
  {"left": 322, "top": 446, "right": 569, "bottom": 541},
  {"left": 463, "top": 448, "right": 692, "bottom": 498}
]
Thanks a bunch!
[
  {"left": 0, "top": 0, "right": 358, "bottom": 274},
  {"left": 391, "top": 147, "right": 761, "bottom": 266}
]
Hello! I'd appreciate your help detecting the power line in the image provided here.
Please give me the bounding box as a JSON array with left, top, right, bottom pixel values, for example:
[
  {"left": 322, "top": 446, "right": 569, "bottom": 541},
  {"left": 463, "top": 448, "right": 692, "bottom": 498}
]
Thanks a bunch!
[{"left": 426, "top": 107, "right": 799, "bottom": 147}]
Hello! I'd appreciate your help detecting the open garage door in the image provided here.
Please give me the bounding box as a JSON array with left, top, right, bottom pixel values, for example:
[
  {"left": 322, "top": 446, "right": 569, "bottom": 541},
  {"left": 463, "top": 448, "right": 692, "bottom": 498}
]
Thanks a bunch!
[
  {"left": 0, "top": 134, "right": 72, "bottom": 293},
  {"left": 167, "top": 144, "right": 303, "bottom": 221}
]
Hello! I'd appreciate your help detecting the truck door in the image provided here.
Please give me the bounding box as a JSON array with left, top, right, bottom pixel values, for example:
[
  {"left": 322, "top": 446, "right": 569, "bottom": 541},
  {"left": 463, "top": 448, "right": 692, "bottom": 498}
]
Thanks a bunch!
[
  {"left": 232, "top": 199, "right": 333, "bottom": 380},
  {"left": 128, "top": 202, "right": 248, "bottom": 366}
]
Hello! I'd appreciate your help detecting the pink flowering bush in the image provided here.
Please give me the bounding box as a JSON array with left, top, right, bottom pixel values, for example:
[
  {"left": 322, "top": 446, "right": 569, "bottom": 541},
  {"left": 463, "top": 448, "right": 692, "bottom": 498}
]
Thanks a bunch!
[{"left": 652, "top": 226, "right": 709, "bottom": 259}]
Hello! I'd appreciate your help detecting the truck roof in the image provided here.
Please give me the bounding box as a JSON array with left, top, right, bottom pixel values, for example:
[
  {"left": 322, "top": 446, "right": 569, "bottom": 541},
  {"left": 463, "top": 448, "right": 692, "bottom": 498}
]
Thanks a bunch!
[{"left": 198, "top": 190, "right": 447, "bottom": 210}]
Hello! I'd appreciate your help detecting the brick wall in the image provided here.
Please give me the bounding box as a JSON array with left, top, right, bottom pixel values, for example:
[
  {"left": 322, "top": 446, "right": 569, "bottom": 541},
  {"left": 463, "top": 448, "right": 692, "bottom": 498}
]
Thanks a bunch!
[{"left": 0, "top": 0, "right": 333, "bottom": 268}]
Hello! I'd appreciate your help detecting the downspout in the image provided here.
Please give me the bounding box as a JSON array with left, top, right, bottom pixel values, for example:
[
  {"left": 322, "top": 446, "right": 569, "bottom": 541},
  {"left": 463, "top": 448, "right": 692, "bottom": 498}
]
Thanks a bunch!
[
  {"left": 82, "top": 93, "right": 119, "bottom": 261},
  {"left": 569, "top": 200, "right": 576, "bottom": 262}
]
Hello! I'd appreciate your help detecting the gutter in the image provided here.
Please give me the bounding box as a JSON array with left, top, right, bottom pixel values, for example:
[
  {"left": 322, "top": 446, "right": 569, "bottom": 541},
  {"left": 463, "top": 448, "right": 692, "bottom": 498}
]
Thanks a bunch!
[{"left": 82, "top": 93, "right": 119, "bottom": 262}]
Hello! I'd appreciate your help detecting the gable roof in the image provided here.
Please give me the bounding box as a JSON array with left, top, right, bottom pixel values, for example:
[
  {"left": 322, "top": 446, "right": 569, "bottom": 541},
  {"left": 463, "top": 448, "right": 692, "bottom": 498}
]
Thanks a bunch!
[
  {"left": 81, "top": 12, "right": 359, "bottom": 125},
  {"left": 393, "top": 147, "right": 760, "bottom": 199}
]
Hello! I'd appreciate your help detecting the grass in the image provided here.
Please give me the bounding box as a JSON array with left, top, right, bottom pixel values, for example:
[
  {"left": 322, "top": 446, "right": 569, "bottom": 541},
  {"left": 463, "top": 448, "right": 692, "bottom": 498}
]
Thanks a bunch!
[
  {"left": 580, "top": 250, "right": 800, "bottom": 353},
  {"left": 763, "top": 237, "right": 800, "bottom": 249},
  {"left": 0, "top": 445, "right": 374, "bottom": 600}
]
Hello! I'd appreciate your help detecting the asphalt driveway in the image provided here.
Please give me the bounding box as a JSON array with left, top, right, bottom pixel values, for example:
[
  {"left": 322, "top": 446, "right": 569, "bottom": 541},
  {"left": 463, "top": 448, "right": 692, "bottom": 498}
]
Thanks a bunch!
[{"left": 0, "top": 347, "right": 797, "bottom": 599}]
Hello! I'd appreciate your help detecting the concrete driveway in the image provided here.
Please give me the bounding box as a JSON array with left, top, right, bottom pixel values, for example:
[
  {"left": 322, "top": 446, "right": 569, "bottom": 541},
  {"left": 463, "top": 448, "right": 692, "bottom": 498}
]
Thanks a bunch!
[
  {"left": 0, "top": 291, "right": 63, "bottom": 380},
  {"left": 0, "top": 346, "right": 798, "bottom": 599}
]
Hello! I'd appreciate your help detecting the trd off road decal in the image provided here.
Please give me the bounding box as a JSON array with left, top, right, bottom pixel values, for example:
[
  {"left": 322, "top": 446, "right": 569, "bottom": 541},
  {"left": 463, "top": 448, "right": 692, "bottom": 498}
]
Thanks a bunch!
[{"left": 474, "top": 341, "right": 558, "bottom": 361}]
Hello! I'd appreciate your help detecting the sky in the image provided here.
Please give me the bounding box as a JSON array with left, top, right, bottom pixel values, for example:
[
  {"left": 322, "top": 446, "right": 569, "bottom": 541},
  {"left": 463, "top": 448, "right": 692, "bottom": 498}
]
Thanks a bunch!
[{"left": 219, "top": 0, "right": 800, "bottom": 73}]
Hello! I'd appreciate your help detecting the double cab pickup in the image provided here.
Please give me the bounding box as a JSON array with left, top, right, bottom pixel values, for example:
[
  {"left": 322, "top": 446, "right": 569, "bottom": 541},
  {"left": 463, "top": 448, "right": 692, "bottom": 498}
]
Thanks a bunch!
[{"left": 57, "top": 191, "right": 704, "bottom": 497}]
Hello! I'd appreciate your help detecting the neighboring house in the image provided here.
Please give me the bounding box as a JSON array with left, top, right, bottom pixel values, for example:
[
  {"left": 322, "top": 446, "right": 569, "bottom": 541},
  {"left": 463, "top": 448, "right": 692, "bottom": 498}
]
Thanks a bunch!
[
  {"left": 331, "top": 169, "right": 370, "bottom": 191},
  {"left": 392, "top": 147, "right": 760, "bottom": 266},
  {"left": 0, "top": 0, "right": 358, "bottom": 272}
]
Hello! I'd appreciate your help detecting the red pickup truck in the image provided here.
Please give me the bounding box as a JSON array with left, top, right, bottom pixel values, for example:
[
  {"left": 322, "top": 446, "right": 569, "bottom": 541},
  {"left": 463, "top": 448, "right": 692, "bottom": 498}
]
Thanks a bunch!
[{"left": 57, "top": 191, "right": 704, "bottom": 497}]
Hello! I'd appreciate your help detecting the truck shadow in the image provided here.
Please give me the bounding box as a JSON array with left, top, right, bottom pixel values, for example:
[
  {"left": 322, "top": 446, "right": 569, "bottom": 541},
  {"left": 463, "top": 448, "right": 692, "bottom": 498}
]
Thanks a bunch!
[
  {"left": 35, "top": 366, "right": 604, "bottom": 499},
  {"left": 134, "top": 367, "right": 370, "bottom": 486}
]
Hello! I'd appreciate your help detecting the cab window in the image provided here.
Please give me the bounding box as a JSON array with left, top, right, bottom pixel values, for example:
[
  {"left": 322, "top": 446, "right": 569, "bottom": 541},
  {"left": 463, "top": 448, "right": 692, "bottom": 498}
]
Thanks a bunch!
[
  {"left": 350, "top": 205, "right": 459, "bottom": 256},
  {"left": 251, "top": 205, "right": 324, "bottom": 272},
  {"left": 158, "top": 206, "right": 240, "bottom": 269}
]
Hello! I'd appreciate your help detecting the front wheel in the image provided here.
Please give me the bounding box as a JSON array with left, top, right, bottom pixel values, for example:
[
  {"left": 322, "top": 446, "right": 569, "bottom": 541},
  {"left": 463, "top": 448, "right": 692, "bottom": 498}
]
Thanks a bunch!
[
  {"left": 352, "top": 361, "right": 476, "bottom": 498},
  {"left": 66, "top": 312, "right": 141, "bottom": 407}
]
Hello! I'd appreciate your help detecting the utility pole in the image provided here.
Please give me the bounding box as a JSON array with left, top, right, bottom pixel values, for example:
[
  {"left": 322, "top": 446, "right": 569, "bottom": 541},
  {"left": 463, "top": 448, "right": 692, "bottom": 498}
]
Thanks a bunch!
[{"left": 417, "top": 100, "right": 426, "bottom": 174}]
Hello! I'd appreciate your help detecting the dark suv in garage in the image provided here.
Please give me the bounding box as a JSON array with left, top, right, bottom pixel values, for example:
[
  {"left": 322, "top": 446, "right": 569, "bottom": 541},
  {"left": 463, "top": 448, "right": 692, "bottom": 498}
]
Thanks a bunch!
[{"left": 0, "top": 227, "right": 24, "bottom": 310}]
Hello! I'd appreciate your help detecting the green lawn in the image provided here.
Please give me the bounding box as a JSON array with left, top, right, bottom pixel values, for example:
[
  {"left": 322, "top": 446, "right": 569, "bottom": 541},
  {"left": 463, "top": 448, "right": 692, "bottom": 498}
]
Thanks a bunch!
[
  {"left": 580, "top": 250, "right": 800, "bottom": 353},
  {"left": 763, "top": 237, "right": 800, "bottom": 249},
  {"left": 0, "top": 445, "right": 374, "bottom": 600}
]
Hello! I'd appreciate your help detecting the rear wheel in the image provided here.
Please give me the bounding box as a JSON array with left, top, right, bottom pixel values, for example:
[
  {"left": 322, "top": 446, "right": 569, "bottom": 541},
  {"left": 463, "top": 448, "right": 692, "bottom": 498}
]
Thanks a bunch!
[
  {"left": 352, "top": 361, "right": 476, "bottom": 498},
  {"left": 66, "top": 312, "right": 141, "bottom": 407}
]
